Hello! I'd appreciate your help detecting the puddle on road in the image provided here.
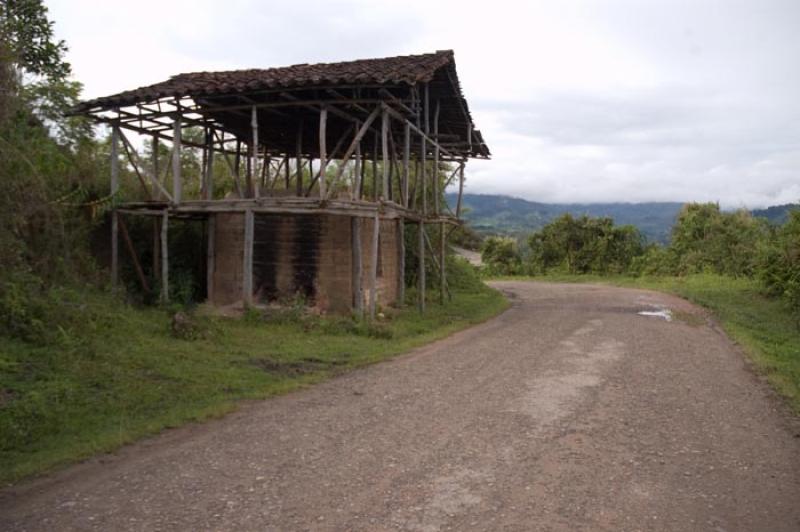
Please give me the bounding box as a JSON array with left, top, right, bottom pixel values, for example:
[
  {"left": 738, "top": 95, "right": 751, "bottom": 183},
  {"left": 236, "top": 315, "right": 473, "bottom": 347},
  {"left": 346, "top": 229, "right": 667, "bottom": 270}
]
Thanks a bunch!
[{"left": 637, "top": 308, "right": 673, "bottom": 321}]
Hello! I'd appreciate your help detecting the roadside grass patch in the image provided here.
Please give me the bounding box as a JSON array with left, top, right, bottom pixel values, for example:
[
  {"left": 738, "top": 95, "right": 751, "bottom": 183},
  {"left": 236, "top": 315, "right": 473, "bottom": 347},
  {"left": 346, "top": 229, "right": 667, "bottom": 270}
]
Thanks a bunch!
[{"left": 0, "top": 281, "right": 508, "bottom": 485}]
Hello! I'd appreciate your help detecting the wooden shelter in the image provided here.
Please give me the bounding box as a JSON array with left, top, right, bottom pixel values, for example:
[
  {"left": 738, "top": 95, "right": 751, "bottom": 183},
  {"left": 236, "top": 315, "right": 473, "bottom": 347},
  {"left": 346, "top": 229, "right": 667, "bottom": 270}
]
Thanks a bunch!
[{"left": 70, "top": 50, "right": 489, "bottom": 316}]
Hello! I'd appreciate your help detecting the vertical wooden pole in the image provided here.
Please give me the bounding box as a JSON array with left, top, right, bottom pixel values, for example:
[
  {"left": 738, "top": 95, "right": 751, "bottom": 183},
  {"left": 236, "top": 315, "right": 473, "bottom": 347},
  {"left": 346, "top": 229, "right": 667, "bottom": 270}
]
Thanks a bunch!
[
  {"left": 251, "top": 106, "right": 260, "bottom": 199},
  {"left": 243, "top": 209, "right": 254, "bottom": 306},
  {"left": 351, "top": 217, "right": 363, "bottom": 318},
  {"left": 318, "top": 106, "right": 328, "bottom": 199},
  {"left": 161, "top": 210, "right": 169, "bottom": 303},
  {"left": 110, "top": 124, "right": 120, "bottom": 287},
  {"left": 372, "top": 131, "right": 378, "bottom": 201},
  {"left": 402, "top": 122, "right": 410, "bottom": 207},
  {"left": 152, "top": 135, "right": 160, "bottom": 200},
  {"left": 353, "top": 123, "right": 362, "bottom": 200},
  {"left": 397, "top": 220, "right": 405, "bottom": 306},
  {"left": 433, "top": 100, "right": 440, "bottom": 216},
  {"left": 456, "top": 161, "right": 465, "bottom": 218},
  {"left": 152, "top": 136, "right": 161, "bottom": 281},
  {"left": 381, "top": 109, "right": 389, "bottom": 200},
  {"left": 172, "top": 118, "right": 182, "bottom": 203},
  {"left": 295, "top": 121, "right": 303, "bottom": 196},
  {"left": 439, "top": 222, "right": 446, "bottom": 304},
  {"left": 284, "top": 155, "right": 290, "bottom": 190},
  {"left": 205, "top": 128, "right": 215, "bottom": 200},
  {"left": 207, "top": 215, "right": 215, "bottom": 304},
  {"left": 369, "top": 212, "right": 380, "bottom": 319},
  {"left": 418, "top": 220, "right": 425, "bottom": 312}
]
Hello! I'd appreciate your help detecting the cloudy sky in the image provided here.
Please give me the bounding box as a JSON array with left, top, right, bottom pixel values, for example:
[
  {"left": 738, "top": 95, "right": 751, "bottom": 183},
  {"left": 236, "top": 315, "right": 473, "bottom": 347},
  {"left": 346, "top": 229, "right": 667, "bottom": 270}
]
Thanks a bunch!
[{"left": 48, "top": 0, "right": 799, "bottom": 207}]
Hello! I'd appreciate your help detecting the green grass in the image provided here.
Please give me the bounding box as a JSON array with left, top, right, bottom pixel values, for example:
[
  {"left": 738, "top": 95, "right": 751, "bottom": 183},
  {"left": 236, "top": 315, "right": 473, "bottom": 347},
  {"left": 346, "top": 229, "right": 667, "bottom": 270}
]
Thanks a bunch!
[
  {"left": 0, "top": 283, "right": 508, "bottom": 485},
  {"left": 493, "top": 273, "right": 800, "bottom": 414}
]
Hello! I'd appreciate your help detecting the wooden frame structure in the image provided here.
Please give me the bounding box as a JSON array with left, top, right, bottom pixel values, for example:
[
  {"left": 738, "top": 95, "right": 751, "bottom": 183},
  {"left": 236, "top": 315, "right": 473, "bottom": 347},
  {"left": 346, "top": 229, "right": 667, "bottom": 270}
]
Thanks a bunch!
[{"left": 70, "top": 50, "right": 489, "bottom": 316}]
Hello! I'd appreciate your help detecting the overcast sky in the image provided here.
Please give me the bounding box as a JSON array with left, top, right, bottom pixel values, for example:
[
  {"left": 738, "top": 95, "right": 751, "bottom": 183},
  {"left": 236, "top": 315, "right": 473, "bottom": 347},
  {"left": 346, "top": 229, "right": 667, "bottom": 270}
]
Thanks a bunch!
[{"left": 48, "top": 0, "right": 800, "bottom": 207}]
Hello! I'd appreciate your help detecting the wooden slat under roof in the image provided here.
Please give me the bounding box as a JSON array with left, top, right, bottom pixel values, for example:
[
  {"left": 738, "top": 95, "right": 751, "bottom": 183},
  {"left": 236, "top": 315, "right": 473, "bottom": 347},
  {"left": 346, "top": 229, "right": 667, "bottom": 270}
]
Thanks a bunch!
[{"left": 71, "top": 50, "right": 489, "bottom": 160}]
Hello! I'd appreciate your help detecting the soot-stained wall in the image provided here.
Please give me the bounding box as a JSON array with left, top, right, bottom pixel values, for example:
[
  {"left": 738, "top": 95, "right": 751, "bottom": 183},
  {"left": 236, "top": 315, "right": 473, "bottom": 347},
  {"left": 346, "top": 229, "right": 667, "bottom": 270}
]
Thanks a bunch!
[{"left": 210, "top": 213, "right": 400, "bottom": 312}]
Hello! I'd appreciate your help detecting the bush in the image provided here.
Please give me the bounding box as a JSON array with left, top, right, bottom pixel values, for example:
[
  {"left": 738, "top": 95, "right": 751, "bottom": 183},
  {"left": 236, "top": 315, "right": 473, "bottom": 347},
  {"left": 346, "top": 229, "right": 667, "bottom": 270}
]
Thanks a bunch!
[
  {"left": 481, "top": 236, "right": 523, "bottom": 275},
  {"left": 758, "top": 210, "right": 800, "bottom": 320}
]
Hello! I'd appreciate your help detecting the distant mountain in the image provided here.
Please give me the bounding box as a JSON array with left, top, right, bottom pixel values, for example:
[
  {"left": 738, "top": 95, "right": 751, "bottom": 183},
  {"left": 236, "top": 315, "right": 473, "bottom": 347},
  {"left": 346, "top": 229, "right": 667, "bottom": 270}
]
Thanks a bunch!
[
  {"left": 751, "top": 203, "right": 800, "bottom": 224},
  {"left": 446, "top": 193, "right": 683, "bottom": 243}
]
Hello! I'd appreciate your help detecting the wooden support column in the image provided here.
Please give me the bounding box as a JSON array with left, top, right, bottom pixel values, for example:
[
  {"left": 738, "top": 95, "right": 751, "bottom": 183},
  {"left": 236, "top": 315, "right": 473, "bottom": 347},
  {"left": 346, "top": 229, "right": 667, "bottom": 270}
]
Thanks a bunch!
[
  {"left": 207, "top": 215, "right": 215, "bottom": 304},
  {"left": 351, "top": 217, "right": 363, "bottom": 318},
  {"left": 160, "top": 210, "right": 169, "bottom": 303},
  {"left": 402, "top": 122, "right": 410, "bottom": 207},
  {"left": 439, "top": 222, "right": 446, "bottom": 304},
  {"left": 172, "top": 118, "right": 182, "bottom": 203},
  {"left": 381, "top": 108, "right": 389, "bottom": 200},
  {"left": 397, "top": 220, "right": 405, "bottom": 306},
  {"left": 369, "top": 212, "right": 380, "bottom": 319},
  {"left": 418, "top": 220, "right": 425, "bottom": 312},
  {"left": 433, "top": 100, "right": 440, "bottom": 216},
  {"left": 284, "top": 155, "right": 290, "bottom": 190},
  {"left": 251, "top": 107, "right": 260, "bottom": 199},
  {"left": 152, "top": 136, "right": 161, "bottom": 281},
  {"left": 295, "top": 121, "right": 304, "bottom": 196},
  {"left": 205, "top": 128, "right": 215, "bottom": 200},
  {"left": 372, "top": 131, "right": 378, "bottom": 201},
  {"left": 318, "top": 106, "right": 328, "bottom": 199},
  {"left": 456, "top": 161, "right": 465, "bottom": 218},
  {"left": 243, "top": 209, "right": 254, "bottom": 306},
  {"left": 353, "top": 122, "right": 362, "bottom": 200},
  {"left": 110, "top": 123, "right": 120, "bottom": 287}
]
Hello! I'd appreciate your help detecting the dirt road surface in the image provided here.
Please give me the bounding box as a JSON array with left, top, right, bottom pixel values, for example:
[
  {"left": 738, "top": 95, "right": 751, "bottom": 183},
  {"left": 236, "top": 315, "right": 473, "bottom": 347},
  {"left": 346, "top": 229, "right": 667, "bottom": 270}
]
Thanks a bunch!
[{"left": 2, "top": 281, "right": 799, "bottom": 531}]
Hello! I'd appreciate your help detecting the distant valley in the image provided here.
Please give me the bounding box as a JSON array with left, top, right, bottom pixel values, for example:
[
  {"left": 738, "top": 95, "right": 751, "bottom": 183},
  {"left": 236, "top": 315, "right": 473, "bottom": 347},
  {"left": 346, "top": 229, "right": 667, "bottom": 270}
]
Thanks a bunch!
[{"left": 446, "top": 193, "right": 799, "bottom": 244}]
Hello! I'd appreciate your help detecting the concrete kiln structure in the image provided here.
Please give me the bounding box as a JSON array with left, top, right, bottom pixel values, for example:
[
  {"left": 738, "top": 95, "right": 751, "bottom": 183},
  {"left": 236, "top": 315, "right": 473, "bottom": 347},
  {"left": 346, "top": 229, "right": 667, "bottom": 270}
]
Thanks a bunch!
[{"left": 70, "top": 51, "right": 489, "bottom": 316}]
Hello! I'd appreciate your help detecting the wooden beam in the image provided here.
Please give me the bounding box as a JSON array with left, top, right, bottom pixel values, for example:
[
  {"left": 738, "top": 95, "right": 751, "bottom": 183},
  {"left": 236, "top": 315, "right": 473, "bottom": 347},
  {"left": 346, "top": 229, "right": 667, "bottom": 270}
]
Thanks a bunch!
[
  {"left": 418, "top": 220, "right": 425, "bottom": 312},
  {"left": 172, "top": 119, "right": 182, "bottom": 203},
  {"left": 433, "top": 100, "right": 440, "bottom": 216},
  {"left": 369, "top": 212, "right": 380, "bottom": 320},
  {"left": 207, "top": 215, "right": 215, "bottom": 304},
  {"left": 328, "top": 106, "right": 381, "bottom": 197},
  {"left": 456, "top": 161, "right": 465, "bottom": 218},
  {"left": 353, "top": 122, "right": 362, "bottom": 200},
  {"left": 160, "top": 210, "right": 169, "bottom": 303},
  {"left": 206, "top": 128, "right": 215, "bottom": 199},
  {"left": 295, "top": 121, "right": 303, "bottom": 196},
  {"left": 381, "top": 108, "right": 389, "bottom": 200},
  {"left": 111, "top": 124, "right": 120, "bottom": 287},
  {"left": 251, "top": 107, "right": 259, "bottom": 199},
  {"left": 397, "top": 220, "right": 405, "bottom": 306},
  {"left": 243, "top": 208, "right": 254, "bottom": 305},
  {"left": 439, "top": 221, "right": 446, "bottom": 304},
  {"left": 318, "top": 106, "right": 328, "bottom": 199},
  {"left": 351, "top": 217, "right": 363, "bottom": 318},
  {"left": 402, "top": 121, "right": 410, "bottom": 207}
]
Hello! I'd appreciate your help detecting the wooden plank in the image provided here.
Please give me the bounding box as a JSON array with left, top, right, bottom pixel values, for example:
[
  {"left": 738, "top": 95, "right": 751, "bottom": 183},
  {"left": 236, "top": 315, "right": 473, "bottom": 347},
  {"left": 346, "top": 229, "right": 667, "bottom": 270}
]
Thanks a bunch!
[
  {"left": 172, "top": 119, "right": 182, "bottom": 203},
  {"left": 381, "top": 108, "right": 389, "bottom": 200},
  {"left": 318, "top": 107, "right": 328, "bottom": 199},
  {"left": 251, "top": 106, "right": 260, "bottom": 199},
  {"left": 243, "top": 209, "right": 254, "bottom": 305},
  {"left": 111, "top": 124, "right": 120, "bottom": 287},
  {"left": 456, "top": 161, "right": 465, "bottom": 218},
  {"left": 161, "top": 210, "right": 169, "bottom": 303},
  {"left": 418, "top": 220, "right": 425, "bottom": 312},
  {"left": 207, "top": 215, "right": 215, "bottom": 304},
  {"left": 369, "top": 212, "right": 380, "bottom": 319},
  {"left": 402, "top": 121, "right": 410, "bottom": 207},
  {"left": 351, "top": 217, "right": 363, "bottom": 318},
  {"left": 353, "top": 123, "right": 362, "bottom": 200},
  {"left": 397, "top": 220, "right": 405, "bottom": 306}
]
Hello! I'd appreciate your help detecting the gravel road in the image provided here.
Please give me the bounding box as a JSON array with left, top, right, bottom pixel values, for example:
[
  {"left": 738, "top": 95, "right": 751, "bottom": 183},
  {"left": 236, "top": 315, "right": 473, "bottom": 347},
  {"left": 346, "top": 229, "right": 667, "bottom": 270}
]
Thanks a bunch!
[{"left": 2, "top": 281, "right": 799, "bottom": 531}]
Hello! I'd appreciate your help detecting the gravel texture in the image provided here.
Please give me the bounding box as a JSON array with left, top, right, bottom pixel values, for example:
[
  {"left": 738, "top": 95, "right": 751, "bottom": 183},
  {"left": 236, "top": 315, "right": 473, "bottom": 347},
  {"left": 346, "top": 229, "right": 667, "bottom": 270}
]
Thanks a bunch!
[{"left": 2, "top": 281, "right": 799, "bottom": 531}]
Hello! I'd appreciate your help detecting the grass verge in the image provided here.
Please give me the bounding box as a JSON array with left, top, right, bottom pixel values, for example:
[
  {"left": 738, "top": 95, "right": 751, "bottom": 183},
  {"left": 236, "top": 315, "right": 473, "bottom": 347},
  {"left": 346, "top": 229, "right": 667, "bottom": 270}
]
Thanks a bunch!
[
  {"left": 493, "top": 273, "right": 800, "bottom": 414},
  {"left": 0, "top": 281, "right": 508, "bottom": 485}
]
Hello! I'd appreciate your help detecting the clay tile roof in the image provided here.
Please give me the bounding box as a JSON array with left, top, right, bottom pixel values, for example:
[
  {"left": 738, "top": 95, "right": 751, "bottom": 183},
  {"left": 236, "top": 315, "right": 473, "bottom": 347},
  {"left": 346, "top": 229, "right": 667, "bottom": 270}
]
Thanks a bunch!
[{"left": 74, "top": 51, "right": 456, "bottom": 112}]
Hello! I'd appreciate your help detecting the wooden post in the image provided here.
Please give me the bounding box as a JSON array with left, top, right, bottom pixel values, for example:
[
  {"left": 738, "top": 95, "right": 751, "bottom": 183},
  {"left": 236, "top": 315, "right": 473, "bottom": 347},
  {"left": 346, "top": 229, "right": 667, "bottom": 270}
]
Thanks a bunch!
[
  {"left": 243, "top": 209, "right": 254, "bottom": 306},
  {"left": 152, "top": 136, "right": 160, "bottom": 281},
  {"left": 251, "top": 106, "right": 260, "bottom": 199},
  {"left": 372, "top": 130, "right": 378, "bottom": 201},
  {"left": 369, "top": 212, "right": 380, "bottom": 319},
  {"left": 397, "top": 220, "right": 405, "bottom": 306},
  {"left": 205, "top": 128, "right": 215, "bottom": 200},
  {"left": 161, "top": 210, "right": 169, "bottom": 303},
  {"left": 118, "top": 216, "right": 150, "bottom": 293},
  {"left": 402, "top": 122, "right": 410, "bottom": 207},
  {"left": 433, "top": 100, "right": 440, "bottom": 216},
  {"left": 318, "top": 106, "right": 328, "bottom": 199},
  {"left": 439, "top": 222, "right": 446, "bottom": 304},
  {"left": 351, "top": 217, "right": 363, "bottom": 318},
  {"left": 295, "top": 121, "right": 303, "bottom": 196},
  {"left": 456, "top": 161, "right": 465, "bottom": 218},
  {"left": 207, "top": 215, "right": 215, "bottom": 304},
  {"left": 110, "top": 123, "right": 120, "bottom": 287},
  {"left": 418, "top": 220, "right": 425, "bottom": 312},
  {"left": 172, "top": 118, "right": 182, "bottom": 203},
  {"left": 381, "top": 108, "right": 389, "bottom": 200},
  {"left": 284, "top": 155, "right": 290, "bottom": 190},
  {"left": 353, "top": 122, "right": 362, "bottom": 200}
]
